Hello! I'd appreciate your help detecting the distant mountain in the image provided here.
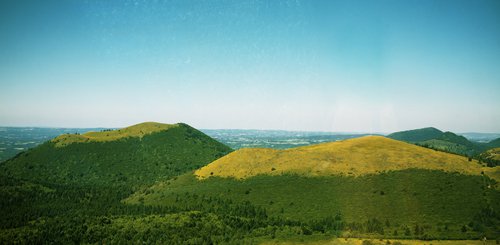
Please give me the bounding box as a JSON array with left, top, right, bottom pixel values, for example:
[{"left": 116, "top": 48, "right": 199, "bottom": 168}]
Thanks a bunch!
[
  {"left": 460, "top": 132, "right": 500, "bottom": 143},
  {"left": 437, "top": 132, "right": 474, "bottom": 147},
  {"left": 388, "top": 127, "right": 500, "bottom": 157},
  {"left": 486, "top": 138, "right": 500, "bottom": 149},
  {"left": 387, "top": 127, "right": 443, "bottom": 142},
  {"left": 0, "top": 122, "right": 232, "bottom": 187}
]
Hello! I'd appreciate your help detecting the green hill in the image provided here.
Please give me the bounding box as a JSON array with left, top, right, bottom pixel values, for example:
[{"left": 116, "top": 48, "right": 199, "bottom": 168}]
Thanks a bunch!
[
  {"left": 478, "top": 148, "right": 500, "bottom": 167},
  {"left": 388, "top": 127, "right": 500, "bottom": 157},
  {"left": 0, "top": 122, "right": 233, "bottom": 242},
  {"left": 193, "top": 136, "right": 489, "bottom": 179},
  {"left": 127, "top": 136, "right": 500, "bottom": 241},
  {"left": 417, "top": 131, "right": 477, "bottom": 156},
  {"left": 438, "top": 132, "right": 475, "bottom": 147},
  {"left": 0, "top": 122, "right": 232, "bottom": 187},
  {"left": 387, "top": 127, "right": 443, "bottom": 143},
  {"left": 486, "top": 138, "right": 500, "bottom": 149},
  {"left": 49, "top": 121, "right": 175, "bottom": 147}
]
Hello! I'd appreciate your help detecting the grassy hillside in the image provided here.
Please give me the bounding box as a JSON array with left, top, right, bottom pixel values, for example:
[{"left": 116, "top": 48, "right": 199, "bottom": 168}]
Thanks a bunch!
[
  {"left": 387, "top": 127, "right": 443, "bottom": 143},
  {"left": 195, "top": 136, "right": 493, "bottom": 180},
  {"left": 1, "top": 122, "right": 232, "bottom": 187},
  {"left": 479, "top": 148, "right": 500, "bottom": 167},
  {"left": 50, "top": 122, "right": 175, "bottom": 147}
]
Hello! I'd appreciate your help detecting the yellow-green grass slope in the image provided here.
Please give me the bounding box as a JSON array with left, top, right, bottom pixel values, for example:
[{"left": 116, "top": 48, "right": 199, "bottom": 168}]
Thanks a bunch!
[
  {"left": 196, "top": 136, "right": 499, "bottom": 182},
  {"left": 51, "top": 122, "right": 177, "bottom": 147},
  {"left": 479, "top": 148, "right": 500, "bottom": 168},
  {"left": 483, "top": 148, "right": 500, "bottom": 161}
]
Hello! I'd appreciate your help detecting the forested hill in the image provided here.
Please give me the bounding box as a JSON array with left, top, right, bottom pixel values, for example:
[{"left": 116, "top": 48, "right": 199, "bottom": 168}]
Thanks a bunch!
[
  {"left": 387, "top": 127, "right": 444, "bottom": 143},
  {"left": 388, "top": 127, "right": 500, "bottom": 158},
  {"left": 0, "top": 122, "right": 232, "bottom": 187}
]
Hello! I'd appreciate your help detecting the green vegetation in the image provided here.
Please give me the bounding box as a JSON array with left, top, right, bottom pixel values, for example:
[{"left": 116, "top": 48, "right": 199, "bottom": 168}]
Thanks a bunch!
[
  {"left": 416, "top": 139, "right": 475, "bottom": 157},
  {"left": 130, "top": 169, "right": 500, "bottom": 240},
  {"left": 387, "top": 127, "right": 444, "bottom": 143},
  {"left": 388, "top": 127, "right": 500, "bottom": 158},
  {"left": 478, "top": 148, "right": 500, "bottom": 167},
  {"left": 416, "top": 132, "right": 481, "bottom": 157},
  {"left": 1, "top": 123, "right": 232, "bottom": 187},
  {"left": 0, "top": 171, "right": 344, "bottom": 244},
  {"left": 0, "top": 122, "right": 239, "bottom": 243},
  {"left": 486, "top": 139, "right": 500, "bottom": 150},
  {"left": 1, "top": 123, "right": 500, "bottom": 243}
]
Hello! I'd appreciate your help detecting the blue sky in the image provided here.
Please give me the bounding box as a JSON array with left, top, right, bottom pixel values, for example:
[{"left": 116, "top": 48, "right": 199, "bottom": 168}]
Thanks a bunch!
[{"left": 1, "top": 0, "right": 499, "bottom": 132}]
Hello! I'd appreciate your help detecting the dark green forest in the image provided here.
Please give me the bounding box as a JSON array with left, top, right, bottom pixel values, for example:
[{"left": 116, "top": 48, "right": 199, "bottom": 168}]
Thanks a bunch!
[{"left": 389, "top": 127, "right": 500, "bottom": 159}]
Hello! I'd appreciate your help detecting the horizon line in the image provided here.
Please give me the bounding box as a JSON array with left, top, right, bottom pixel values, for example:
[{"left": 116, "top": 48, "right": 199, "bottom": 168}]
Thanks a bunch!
[{"left": 1, "top": 124, "right": 500, "bottom": 135}]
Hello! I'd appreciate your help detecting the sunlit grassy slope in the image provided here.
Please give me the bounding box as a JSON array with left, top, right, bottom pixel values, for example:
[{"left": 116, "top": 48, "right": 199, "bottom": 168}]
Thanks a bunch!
[
  {"left": 196, "top": 136, "right": 496, "bottom": 181},
  {"left": 51, "top": 122, "right": 177, "bottom": 147},
  {"left": 479, "top": 148, "right": 500, "bottom": 169},
  {"left": 481, "top": 148, "right": 500, "bottom": 161}
]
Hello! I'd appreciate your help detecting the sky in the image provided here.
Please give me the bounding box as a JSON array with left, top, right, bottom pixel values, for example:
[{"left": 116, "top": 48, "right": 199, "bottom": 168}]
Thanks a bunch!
[{"left": 1, "top": 0, "right": 499, "bottom": 133}]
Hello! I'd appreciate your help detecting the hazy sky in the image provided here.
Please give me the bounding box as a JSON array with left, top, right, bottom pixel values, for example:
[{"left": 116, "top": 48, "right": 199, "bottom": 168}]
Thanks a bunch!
[{"left": 1, "top": 0, "right": 499, "bottom": 133}]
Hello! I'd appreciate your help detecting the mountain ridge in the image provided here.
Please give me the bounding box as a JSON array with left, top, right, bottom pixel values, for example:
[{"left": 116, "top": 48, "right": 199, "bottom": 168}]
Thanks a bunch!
[{"left": 388, "top": 127, "right": 500, "bottom": 157}]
